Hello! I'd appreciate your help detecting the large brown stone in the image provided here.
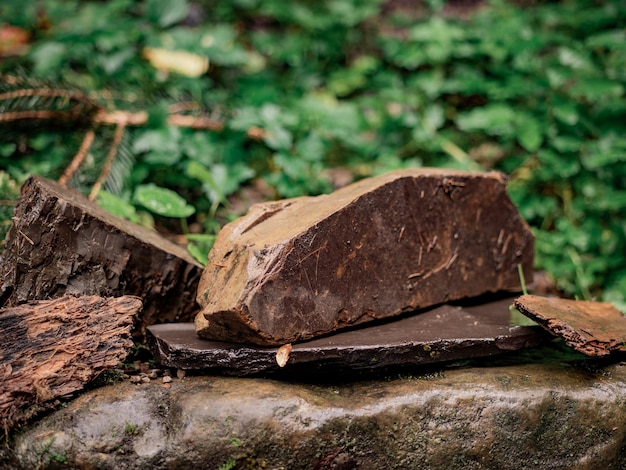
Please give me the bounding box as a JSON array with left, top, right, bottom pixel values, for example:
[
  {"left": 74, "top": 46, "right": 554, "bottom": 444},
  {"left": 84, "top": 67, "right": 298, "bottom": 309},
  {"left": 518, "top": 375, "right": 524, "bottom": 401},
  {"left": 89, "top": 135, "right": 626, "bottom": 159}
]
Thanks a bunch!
[{"left": 196, "top": 168, "right": 534, "bottom": 346}]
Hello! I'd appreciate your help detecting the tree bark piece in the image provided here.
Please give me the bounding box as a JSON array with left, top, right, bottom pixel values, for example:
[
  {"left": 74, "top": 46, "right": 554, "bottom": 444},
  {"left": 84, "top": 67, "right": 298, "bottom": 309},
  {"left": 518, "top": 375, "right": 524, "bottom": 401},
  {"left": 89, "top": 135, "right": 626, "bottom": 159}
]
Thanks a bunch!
[
  {"left": 0, "top": 294, "right": 141, "bottom": 432},
  {"left": 0, "top": 176, "right": 202, "bottom": 331},
  {"left": 514, "top": 294, "right": 626, "bottom": 356},
  {"left": 150, "top": 295, "right": 545, "bottom": 376},
  {"left": 196, "top": 168, "right": 534, "bottom": 346}
]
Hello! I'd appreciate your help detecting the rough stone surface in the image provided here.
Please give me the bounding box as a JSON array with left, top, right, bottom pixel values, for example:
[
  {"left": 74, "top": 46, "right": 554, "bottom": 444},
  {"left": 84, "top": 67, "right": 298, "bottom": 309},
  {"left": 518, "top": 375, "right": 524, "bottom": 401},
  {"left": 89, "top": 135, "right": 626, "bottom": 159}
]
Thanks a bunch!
[
  {"left": 149, "top": 296, "right": 546, "bottom": 375},
  {"left": 196, "top": 168, "right": 534, "bottom": 346},
  {"left": 515, "top": 294, "right": 626, "bottom": 356},
  {"left": 0, "top": 176, "right": 202, "bottom": 331},
  {"left": 6, "top": 361, "right": 626, "bottom": 469}
]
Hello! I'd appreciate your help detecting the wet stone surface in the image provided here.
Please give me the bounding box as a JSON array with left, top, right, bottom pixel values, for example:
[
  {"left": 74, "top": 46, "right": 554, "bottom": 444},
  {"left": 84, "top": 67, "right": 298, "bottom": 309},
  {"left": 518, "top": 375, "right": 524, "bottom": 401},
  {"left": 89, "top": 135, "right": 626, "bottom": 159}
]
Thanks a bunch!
[{"left": 6, "top": 359, "right": 626, "bottom": 469}]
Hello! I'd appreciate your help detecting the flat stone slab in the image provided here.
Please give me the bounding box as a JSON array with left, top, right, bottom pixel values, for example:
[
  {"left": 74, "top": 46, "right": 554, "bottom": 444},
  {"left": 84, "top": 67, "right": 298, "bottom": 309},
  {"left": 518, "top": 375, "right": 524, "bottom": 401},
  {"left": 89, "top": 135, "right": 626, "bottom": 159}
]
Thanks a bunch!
[
  {"left": 515, "top": 294, "right": 626, "bottom": 356},
  {"left": 148, "top": 296, "right": 545, "bottom": 375},
  {"left": 7, "top": 361, "right": 626, "bottom": 469},
  {"left": 196, "top": 168, "right": 534, "bottom": 345}
]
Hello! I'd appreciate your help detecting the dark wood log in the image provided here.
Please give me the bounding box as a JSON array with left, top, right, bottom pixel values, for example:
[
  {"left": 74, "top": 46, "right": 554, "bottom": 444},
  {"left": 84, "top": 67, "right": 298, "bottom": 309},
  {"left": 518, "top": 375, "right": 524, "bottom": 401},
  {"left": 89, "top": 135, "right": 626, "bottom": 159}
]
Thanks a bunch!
[
  {"left": 0, "top": 295, "right": 141, "bottom": 432},
  {"left": 0, "top": 176, "right": 202, "bottom": 332},
  {"left": 196, "top": 168, "right": 534, "bottom": 346},
  {"left": 514, "top": 295, "right": 626, "bottom": 356}
]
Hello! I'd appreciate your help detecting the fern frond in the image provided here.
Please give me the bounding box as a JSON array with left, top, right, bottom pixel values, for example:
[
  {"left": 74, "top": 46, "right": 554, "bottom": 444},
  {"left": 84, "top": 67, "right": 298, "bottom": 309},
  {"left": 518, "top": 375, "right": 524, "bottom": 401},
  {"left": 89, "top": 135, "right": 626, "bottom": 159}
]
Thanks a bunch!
[{"left": 0, "top": 73, "right": 102, "bottom": 129}]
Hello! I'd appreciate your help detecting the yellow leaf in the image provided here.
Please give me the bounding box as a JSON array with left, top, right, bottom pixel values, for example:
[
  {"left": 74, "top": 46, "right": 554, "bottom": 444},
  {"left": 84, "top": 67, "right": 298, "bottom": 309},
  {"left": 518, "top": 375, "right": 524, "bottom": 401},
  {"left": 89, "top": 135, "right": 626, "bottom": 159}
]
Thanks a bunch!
[{"left": 143, "top": 47, "right": 209, "bottom": 77}]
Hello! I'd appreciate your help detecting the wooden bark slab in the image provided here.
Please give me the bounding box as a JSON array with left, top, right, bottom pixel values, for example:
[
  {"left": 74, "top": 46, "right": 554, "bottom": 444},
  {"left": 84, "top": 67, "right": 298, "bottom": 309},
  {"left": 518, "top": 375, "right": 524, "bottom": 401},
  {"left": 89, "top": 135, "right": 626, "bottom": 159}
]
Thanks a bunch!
[
  {"left": 514, "top": 295, "right": 626, "bottom": 356},
  {"left": 0, "top": 295, "right": 141, "bottom": 432},
  {"left": 151, "top": 296, "right": 545, "bottom": 376},
  {"left": 196, "top": 168, "right": 534, "bottom": 346},
  {"left": 0, "top": 176, "right": 202, "bottom": 331}
]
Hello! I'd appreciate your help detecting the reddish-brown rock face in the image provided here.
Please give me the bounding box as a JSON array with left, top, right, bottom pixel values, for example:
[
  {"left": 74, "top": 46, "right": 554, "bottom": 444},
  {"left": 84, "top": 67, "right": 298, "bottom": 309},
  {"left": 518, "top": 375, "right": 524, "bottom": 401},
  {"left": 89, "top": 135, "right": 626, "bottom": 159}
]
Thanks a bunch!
[{"left": 196, "top": 168, "right": 534, "bottom": 346}]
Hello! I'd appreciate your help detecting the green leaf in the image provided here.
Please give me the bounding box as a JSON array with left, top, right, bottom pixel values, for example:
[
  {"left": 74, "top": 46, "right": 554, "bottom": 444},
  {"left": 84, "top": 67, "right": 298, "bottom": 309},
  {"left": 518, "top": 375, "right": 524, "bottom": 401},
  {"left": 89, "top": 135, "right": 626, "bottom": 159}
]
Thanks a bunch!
[
  {"left": 186, "top": 234, "right": 216, "bottom": 265},
  {"left": 509, "top": 306, "right": 538, "bottom": 327},
  {"left": 456, "top": 104, "right": 516, "bottom": 137},
  {"left": 186, "top": 160, "right": 226, "bottom": 205},
  {"left": 133, "top": 127, "right": 183, "bottom": 165},
  {"left": 30, "top": 42, "right": 67, "bottom": 75},
  {"left": 263, "top": 125, "right": 292, "bottom": 151},
  {"left": 586, "top": 29, "right": 626, "bottom": 49},
  {"left": 97, "top": 191, "right": 139, "bottom": 223},
  {"left": 515, "top": 113, "right": 543, "bottom": 152},
  {"left": 147, "top": 0, "right": 189, "bottom": 27},
  {"left": 133, "top": 184, "right": 195, "bottom": 218},
  {"left": 99, "top": 48, "right": 135, "bottom": 75},
  {"left": 569, "top": 79, "right": 624, "bottom": 102},
  {"left": 551, "top": 102, "right": 579, "bottom": 125}
]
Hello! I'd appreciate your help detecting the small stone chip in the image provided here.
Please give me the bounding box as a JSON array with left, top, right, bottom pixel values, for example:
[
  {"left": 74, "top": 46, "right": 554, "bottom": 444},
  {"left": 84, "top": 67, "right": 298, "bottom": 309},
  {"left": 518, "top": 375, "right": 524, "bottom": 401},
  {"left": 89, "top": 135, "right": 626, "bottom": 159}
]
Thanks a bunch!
[
  {"left": 162, "top": 375, "right": 173, "bottom": 384},
  {"left": 275, "top": 344, "right": 292, "bottom": 368}
]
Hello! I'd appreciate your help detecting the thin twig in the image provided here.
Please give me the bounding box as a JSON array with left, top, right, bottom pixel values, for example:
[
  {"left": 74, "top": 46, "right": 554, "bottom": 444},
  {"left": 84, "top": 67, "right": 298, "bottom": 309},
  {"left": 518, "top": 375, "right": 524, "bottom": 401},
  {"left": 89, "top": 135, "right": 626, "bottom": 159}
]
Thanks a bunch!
[
  {"left": 0, "top": 107, "right": 224, "bottom": 132},
  {"left": 89, "top": 121, "right": 126, "bottom": 200},
  {"left": 168, "top": 114, "right": 224, "bottom": 130},
  {"left": 94, "top": 109, "right": 224, "bottom": 131},
  {"left": 168, "top": 101, "right": 200, "bottom": 113},
  {"left": 58, "top": 129, "right": 96, "bottom": 186},
  {"left": 0, "top": 110, "right": 84, "bottom": 123},
  {"left": 0, "top": 88, "right": 89, "bottom": 102}
]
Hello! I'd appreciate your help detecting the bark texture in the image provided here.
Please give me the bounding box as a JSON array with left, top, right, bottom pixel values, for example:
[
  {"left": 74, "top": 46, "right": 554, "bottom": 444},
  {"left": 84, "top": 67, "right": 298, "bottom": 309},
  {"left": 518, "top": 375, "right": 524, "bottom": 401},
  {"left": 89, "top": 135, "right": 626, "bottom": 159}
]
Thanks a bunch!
[
  {"left": 0, "top": 176, "right": 202, "bottom": 331},
  {"left": 196, "top": 168, "right": 534, "bottom": 346},
  {"left": 0, "top": 295, "right": 141, "bottom": 432},
  {"left": 515, "top": 294, "right": 626, "bottom": 356}
]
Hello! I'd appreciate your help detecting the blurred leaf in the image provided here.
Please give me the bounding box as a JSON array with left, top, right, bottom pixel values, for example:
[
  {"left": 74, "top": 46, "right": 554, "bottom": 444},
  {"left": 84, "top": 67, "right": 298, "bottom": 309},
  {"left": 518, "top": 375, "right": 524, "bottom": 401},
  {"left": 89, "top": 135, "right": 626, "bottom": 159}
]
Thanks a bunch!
[
  {"left": 515, "top": 113, "right": 543, "bottom": 152},
  {"left": 457, "top": 104, "right": 516, "bottom": 137},
  {"left": 133, "top": 184, "right": 195, "bottom": 218},
  {"left": 97, "top": 190, "right": 139, "bottom": 223},
  {"left": 30, "top": 42, "right": 66, "bottom": 75},
  {"left": 133, "top": 127, "right": 183, "bottom": 165},
  {"left": 147, "top": 0, "right": 189, "bottom": 27},
  {"left": 569, "top": 78, "right": 624, "bottom": 102},
  {"left": 186, "top": 233, "right": 215, "bottom": 265}
]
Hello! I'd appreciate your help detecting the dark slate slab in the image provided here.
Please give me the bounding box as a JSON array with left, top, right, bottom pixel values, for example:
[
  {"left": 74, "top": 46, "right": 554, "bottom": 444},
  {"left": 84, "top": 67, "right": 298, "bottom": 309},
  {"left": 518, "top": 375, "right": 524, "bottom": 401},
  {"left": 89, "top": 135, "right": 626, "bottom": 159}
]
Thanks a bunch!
[{"left": 148, "top": 296, "right": 546, "bottom": 376}]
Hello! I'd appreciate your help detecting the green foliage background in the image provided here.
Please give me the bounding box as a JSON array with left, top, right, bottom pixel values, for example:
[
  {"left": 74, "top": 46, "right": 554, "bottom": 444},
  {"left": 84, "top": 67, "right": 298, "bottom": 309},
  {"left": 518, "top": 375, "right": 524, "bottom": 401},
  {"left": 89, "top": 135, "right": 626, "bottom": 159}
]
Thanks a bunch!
[{"left": 1, "top": 0, "right": 625, "bottom": 310}]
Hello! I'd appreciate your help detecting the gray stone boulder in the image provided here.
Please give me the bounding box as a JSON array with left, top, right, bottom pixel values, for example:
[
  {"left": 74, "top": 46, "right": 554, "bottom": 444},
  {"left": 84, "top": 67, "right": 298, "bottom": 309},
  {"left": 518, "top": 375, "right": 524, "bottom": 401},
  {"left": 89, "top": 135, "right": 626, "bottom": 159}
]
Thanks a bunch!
[{"left": 7, "top": 360, "right": 626, "bottom": 469}]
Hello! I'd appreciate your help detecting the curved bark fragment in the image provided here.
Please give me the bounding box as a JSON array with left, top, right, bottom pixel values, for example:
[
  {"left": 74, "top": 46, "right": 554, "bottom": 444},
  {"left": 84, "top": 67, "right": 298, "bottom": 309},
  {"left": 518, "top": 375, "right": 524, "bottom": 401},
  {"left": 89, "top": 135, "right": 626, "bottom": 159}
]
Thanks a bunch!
[{"left": 514, "top": 295, "right": 626, "bottom": 356}]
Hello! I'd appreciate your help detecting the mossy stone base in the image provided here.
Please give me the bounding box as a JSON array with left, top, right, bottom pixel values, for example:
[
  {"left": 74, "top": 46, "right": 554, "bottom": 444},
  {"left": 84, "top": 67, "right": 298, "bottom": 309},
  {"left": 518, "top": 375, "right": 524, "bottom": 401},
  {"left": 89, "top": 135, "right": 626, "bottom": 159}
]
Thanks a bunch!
[{"left": 8, "top": 361, "right": 626, "bottom": 469}]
